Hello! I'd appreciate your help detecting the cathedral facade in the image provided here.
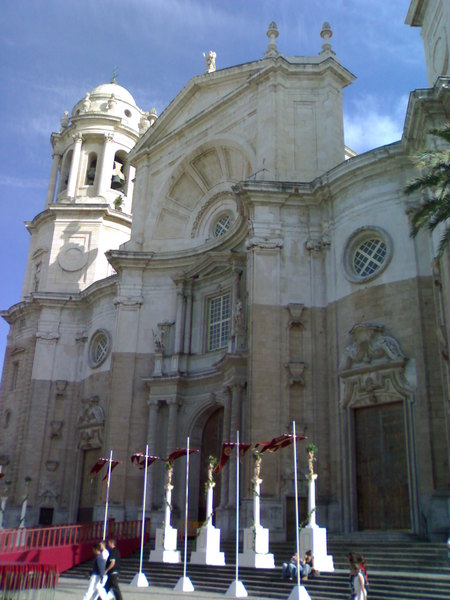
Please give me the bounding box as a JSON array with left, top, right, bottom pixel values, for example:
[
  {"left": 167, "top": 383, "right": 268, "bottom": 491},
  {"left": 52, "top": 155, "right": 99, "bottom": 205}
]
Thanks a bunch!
[{"left": 0, "top": 0, "right": 449, "bottom": 540}]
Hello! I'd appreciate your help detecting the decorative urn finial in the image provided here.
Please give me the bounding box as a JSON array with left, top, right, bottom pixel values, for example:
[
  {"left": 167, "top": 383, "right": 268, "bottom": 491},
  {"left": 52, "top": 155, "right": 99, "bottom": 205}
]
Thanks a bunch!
[
  {"left": 265, "top": 21, "right": 279, "bottom": 57},
  {"left": 320, "top": 22, "right": 334, "bottom": 54}
]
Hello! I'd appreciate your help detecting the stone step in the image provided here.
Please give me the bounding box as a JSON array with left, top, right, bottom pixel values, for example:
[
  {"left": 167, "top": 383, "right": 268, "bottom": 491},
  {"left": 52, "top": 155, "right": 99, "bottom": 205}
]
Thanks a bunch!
[{"left": 64, "top": 539, "right": 450, "bottom": 600}]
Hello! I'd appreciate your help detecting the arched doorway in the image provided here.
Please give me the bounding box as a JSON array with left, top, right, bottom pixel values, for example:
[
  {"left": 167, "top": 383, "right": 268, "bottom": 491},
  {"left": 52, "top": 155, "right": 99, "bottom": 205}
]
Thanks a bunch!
[{"left": 197, "top": 407, "right": 224, "bottom": 524}]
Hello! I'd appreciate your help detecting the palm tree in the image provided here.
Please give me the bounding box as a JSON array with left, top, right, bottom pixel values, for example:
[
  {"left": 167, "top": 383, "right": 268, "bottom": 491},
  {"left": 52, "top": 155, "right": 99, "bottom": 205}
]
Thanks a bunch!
[{"left": 405, "top": 125, "right": 450, "bottom": 258}]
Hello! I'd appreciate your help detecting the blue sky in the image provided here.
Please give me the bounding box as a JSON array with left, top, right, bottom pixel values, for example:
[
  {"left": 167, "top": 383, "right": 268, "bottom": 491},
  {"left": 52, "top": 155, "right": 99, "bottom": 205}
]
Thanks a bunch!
[{"left": 0, "top": 0, "right": 427, "bottom": 371}]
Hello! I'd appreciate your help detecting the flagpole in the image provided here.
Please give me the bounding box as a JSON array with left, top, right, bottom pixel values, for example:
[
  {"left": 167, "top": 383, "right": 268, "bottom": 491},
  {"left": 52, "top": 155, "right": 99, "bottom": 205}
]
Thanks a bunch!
[
  {"left": 131, "top": 446, "right": 150, "bottom": 587},
  {"left": 293, "top": 422, "right": 301, "bottom": 588},
  {"left": 183, "top": 437, "right": 190, "bottom": 579},
  {"left": 174, "top": 438, "right": 194, "bottom": 592},
  {"left": 225, "top": 431, "right": 247, "bottom": 596},
  {"left": 103, "top": 450, "right": 113, "bottom": 541},
  {"left": 287, "top": 421, "right": 312, "bottom": 600},
  {"left": 235, "top": 430, "right": 240, "bottom": 585}
]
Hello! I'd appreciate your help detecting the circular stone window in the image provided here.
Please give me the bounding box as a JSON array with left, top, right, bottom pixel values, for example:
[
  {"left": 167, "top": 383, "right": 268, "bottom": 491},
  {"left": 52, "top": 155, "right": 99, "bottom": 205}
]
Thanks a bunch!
[
  {"left": 344, "top": 227, "right": 392, "bottom": 283},
  {"left": 124, "top": 109, "right": 132, "bottom": 118},
  {"left": 89, "top": 329, "right": 111, "bottom": 368},
  {"left": 213, "top": 214, "right": 232, "bottom": 238}
]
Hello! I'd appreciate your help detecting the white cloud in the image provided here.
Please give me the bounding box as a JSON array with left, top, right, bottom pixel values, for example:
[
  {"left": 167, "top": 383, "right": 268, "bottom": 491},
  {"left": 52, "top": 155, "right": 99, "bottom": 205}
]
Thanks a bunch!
[{"left": 344, "top": 93, "right": 409, "bottom": 153}]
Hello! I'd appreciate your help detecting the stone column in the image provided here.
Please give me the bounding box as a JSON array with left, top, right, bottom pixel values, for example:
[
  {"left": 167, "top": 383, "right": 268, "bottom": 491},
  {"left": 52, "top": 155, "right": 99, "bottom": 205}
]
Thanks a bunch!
[
  {"left": 174, "top": 282, "right": 185, "bottom": 355},
  {"left": 66, "top": 133, "right": 83, "bottom": 198},
  {"left": 183, "top": 283, "right": 193, "bottom": 355},
  {"left": 96, "top": 133, "right": 115, "bottom": 197},
  {"left": 46, "top": 153, "right": 61, "bottom": 206}
]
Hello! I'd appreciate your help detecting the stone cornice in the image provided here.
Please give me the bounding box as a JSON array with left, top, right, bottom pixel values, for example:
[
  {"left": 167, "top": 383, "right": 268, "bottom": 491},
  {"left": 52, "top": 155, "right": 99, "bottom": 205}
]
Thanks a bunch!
[{"left": 25, "top": 204, "right": 132, "bottom": 233}]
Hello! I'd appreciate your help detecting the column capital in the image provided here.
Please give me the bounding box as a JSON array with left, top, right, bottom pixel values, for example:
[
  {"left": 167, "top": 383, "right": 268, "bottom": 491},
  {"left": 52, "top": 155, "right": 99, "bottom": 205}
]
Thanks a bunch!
[{"left": 72, "top": 132, "right": 83, "bottom": 144}]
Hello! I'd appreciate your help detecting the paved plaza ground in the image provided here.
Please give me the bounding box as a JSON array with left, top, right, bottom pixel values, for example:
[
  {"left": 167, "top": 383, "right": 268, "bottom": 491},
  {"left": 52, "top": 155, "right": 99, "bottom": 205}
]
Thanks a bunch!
[{"left": 56, "top": 576, "right": 271, "bottom": 600}]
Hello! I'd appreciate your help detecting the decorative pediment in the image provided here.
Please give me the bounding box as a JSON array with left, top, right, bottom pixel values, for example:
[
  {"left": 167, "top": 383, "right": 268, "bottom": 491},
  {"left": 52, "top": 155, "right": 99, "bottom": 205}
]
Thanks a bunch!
[{"left": 174, "top": 251, "right": 236, "bottom": 283}]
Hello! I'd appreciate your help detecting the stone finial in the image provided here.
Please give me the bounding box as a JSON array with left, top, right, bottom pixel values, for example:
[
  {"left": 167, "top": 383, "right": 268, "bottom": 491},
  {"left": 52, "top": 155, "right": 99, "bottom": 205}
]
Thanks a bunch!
[
  {"left": 60, "top": 111, "right": 69, "bottom": 129},
  {"left": 203, "top": 50, "right": 216, "bottom": 73},
  {"left": 265, "top": 21, "right": 279, "bottom": 57},
  {"left": 320, "top": 22, "right": 334, "bottom": 54}
]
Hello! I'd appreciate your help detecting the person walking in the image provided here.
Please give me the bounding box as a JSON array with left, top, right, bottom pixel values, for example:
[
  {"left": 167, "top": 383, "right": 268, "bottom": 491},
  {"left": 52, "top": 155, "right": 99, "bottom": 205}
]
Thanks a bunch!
[
  {"left": 82, "top": 544, "right": 109, "bottom": 600},
  {"left": 349, "top": 559, "right": 368, "bottom": 600},
  {"left": 103, "top": 539, "right": 123, "bottom": 600}
]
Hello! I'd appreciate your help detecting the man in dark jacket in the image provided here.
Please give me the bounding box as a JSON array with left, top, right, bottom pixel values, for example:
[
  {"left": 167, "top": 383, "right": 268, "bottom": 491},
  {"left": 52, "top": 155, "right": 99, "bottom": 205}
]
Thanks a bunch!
[{"left": 104, "top": 539, "right": 123, "bottom": 600}]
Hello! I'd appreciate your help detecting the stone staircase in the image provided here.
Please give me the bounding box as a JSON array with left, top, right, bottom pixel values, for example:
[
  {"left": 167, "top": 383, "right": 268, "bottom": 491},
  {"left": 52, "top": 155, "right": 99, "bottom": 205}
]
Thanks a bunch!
[{"left": 64, "top": 533, "right": 450, "bottom": 600}]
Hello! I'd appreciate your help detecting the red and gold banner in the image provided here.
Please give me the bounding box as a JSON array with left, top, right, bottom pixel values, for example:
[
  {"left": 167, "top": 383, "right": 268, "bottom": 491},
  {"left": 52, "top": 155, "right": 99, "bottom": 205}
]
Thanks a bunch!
[
  {"left": 214, "top": 442, "right": 251, "bottom": 473},
  {"left": 130, "top": 453, "right": 159, "bottom": 469},
  {"left": 255, "top": 433, "right": 306, "bottom": 453}
]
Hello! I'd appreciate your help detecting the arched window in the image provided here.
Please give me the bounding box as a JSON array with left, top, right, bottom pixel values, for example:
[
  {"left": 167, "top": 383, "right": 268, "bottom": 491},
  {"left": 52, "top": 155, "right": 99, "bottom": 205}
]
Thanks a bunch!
[
  {"left": 85, "top": 152, "right": 97, "bottom": 186},
  {"left": 111, "top": 151, "right": 127, "bottom": 191},
  {"left": 59, "top": 149, "right": 73, "bottom": 192}
]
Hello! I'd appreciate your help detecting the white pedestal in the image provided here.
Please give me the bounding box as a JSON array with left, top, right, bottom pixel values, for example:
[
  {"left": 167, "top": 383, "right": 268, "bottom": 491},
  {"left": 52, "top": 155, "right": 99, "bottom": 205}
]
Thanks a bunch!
[
  {"left": 190, "top": 524, "right": 225, "bottom": 565},
  {"left": 174, "top": 576, "right": 194, "bottom": 592},
  {"left": 225, "top": 580, "right": 248, "bottom": 597},
  {"left": 238, "top": 526, "right": 275, "bottom": 568},
  {"left": 300, "top": 526, "right": 334, "bottom": 572},
  {"left": 149, "top": 525, "right": 180, "bottom": 563},
  {"left": 129, "top": 572, "right": 149, "bottom": 587},
  {"left": 287, "top": 584, "right": 312, "bottom": 600}
]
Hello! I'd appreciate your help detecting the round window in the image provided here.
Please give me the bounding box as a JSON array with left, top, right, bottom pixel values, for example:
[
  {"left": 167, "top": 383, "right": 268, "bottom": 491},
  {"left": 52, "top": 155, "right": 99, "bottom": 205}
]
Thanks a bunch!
[
  {"left": 213, "top": 214, "right": 232, "bottom": 238},
  {"left": 344, "top": 227, "right": 392, "bottom": 283},
  {"left": 124, "top": 109, "right": 132, "bottom": 118},
  {"left": 89, "top": 329, "right": 111, "bottom": 368}
]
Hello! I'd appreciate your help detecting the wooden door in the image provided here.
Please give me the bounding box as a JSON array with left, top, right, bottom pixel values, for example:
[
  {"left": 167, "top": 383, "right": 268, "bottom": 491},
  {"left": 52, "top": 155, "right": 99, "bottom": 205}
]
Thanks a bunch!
[
  {"left": 77, "top": 448, "right": 100, "bottom": 523},
  {"left": 355, "top": 402, "right": 410, "bottom": 530}
]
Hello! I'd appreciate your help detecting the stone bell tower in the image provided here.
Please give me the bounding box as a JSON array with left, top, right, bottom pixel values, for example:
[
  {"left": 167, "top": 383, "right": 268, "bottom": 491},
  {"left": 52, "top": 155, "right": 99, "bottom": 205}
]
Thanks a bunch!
[{"left": 22, "top": 81, "right": 157, "bottom": 296}]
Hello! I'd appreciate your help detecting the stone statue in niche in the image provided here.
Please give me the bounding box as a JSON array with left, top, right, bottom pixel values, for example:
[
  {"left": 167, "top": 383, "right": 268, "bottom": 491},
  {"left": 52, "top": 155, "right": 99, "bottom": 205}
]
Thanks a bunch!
[{"left": 152, "top": 321, "right": 173, "bottom": 354}]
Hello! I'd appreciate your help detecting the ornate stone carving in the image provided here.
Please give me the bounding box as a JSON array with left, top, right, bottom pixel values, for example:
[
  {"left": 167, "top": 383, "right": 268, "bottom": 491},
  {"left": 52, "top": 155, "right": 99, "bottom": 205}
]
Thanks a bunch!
[
  {"left": 287, "top": 303, "right": 305, "bottom": 328},
  {"left": 339, "top": 323, "right": 412, "bottom": 409},
  {"left": 78, "top": 396, "right": 104, "bottom": 427},
  {"left": 339, "top": 322, "right": 405, "bottom": 371},
  {"left": 50, "top": 420, "right": 63, "bottom": 439},
  {"left": 286, "top": 361, "right": 306, "bottom": 386},
  {"left": 246, "top": 237, "right": 283, "bottom": 249},
  {"left": 305, "top": 236, "right": 331, "bottom": 254},
  {"left": 78, "top": 395, "right": 105, "bottom": 450},
  {"left": 113, "top": 295, "right": 144, "bottom": 308},
  {"left": 36, "top": 331, "right": 60, "bottom": 342}
]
